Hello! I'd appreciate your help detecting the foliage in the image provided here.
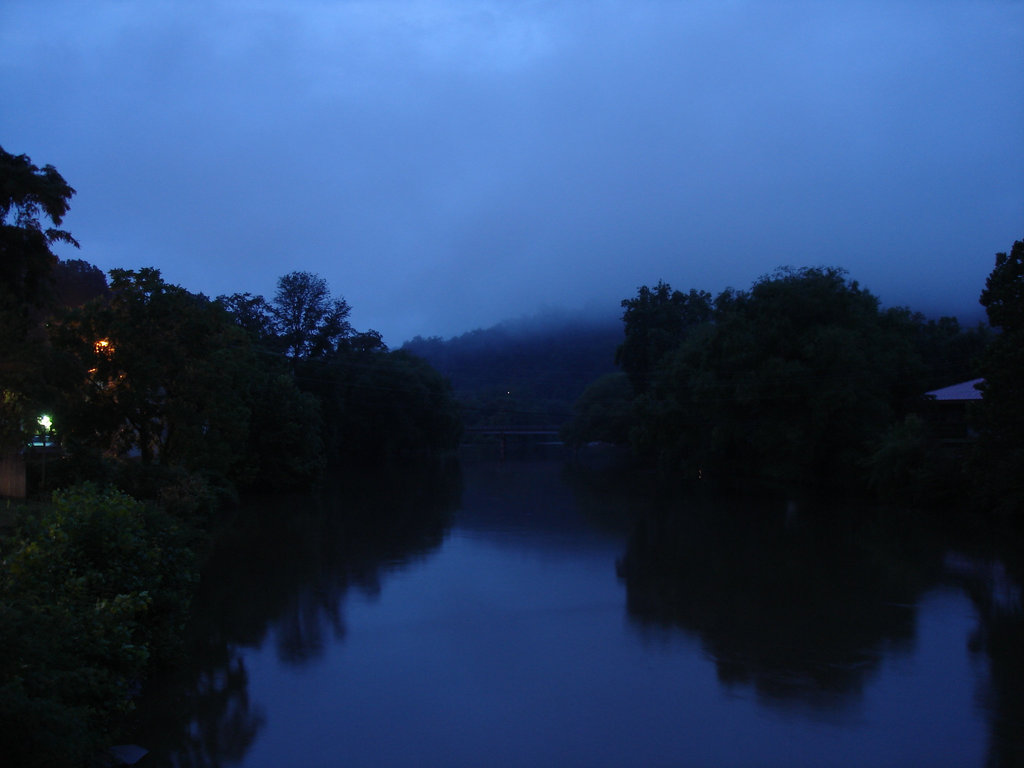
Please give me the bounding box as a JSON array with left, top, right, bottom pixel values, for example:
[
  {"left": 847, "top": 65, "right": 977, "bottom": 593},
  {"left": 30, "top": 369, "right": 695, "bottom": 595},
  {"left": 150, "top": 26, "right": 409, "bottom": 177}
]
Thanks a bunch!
[
  {"left": 618, "top": 267, "right": 976, "bottom": 490},
  {"left": 0, "top": 145, "right": 78, "bottom": 306},
  {"left": 0, "top": 484, "right": 196, "bottom": 767},
  {"left": 0, "top": 158, "right": 464, "bottom": 763},
  {"left": 217, "top": 291, "right": 279, "bottom": 349},
  {"left": 298, "top": 348, "right": 462, "bottom": 461},
  {"left": 403, "top": 314, "right": 622, "bottom": 428},
  {"left": 51, "top": 268, "right": 255, "bottom": 476},
  {"left": 244, "top": 372, "right": 326, "bottom": 489},
  {"left": 1, "top": 388, "right": 32, "bottom": 452},
  {"left": 560, "top": 372, "right": 634, "bottom": 448},
  {"left": 862, "top": 414, "right": 972, "bottom": 507},
  {"left": 52, "top": 258, "right": 109, "bottom": 309},
  {"left": 219, "top": 272, "right": 460, "bottom": 465},
  {"left": 615, "top": 281, "right": 712, "bottom": 394},
  {"left": 974, "top": 238, "right": 1024, "bottom": 516},
  {"left": 0, "top": 146, "right": 78, "bottom": 450},
  {"left": 49, "top": 268, "right": 331, "bottom": 493},
  {"left": 272, "top": 271, "right": 352, "bottom": 359}
]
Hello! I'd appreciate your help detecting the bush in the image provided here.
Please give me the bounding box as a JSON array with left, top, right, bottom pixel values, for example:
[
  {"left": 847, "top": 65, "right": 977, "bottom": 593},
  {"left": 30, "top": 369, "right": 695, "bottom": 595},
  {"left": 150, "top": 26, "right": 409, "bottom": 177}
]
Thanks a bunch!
[{"left": 0, "top": 484, "right": 196, "bottom": 766}]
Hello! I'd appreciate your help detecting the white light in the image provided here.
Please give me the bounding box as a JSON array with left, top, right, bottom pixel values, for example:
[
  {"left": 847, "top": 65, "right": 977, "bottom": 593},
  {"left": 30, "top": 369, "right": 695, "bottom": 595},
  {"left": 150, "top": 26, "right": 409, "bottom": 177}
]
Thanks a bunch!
[{"left": 38, "top": 414, "right": 52, "bottom": 431}]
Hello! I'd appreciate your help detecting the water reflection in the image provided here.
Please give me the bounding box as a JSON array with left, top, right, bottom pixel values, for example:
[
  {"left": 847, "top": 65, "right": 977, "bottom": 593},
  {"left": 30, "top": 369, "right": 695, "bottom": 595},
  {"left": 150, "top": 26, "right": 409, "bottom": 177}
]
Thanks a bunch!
[
  {"left": 948, "top": 550, "right": 1024, "bottom": 768},
  {"left": 454, "top": 460, "right": 632, "bottom": 550},
  {"left": 130, "top": 460, "right": 461, "bottom": 767},
  {"left": 615, "top": 493, "right": 945, "bottom": 713},
  {"left": 129, "top": 460, "right": 1024, "bottom": 767}
]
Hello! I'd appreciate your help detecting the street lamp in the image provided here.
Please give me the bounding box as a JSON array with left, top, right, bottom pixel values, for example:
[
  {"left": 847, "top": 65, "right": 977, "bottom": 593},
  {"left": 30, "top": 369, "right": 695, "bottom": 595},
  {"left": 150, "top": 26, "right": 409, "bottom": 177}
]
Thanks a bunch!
[{"left": 37, "top": 414, "right": 52, "bottom": 492}]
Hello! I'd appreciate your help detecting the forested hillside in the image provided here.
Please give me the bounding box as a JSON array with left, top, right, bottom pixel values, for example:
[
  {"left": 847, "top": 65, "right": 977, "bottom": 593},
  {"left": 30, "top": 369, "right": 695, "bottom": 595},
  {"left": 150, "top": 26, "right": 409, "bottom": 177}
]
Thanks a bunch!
[{"left": 402, "top": 313, "right": 622, "bottom": 427}]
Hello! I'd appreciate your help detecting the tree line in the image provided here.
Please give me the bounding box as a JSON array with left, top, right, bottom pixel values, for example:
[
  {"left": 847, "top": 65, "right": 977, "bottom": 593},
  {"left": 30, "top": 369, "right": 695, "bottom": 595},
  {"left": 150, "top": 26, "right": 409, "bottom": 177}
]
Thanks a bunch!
[
  {"left": 563, "top": 255, "right": 1023, "bottom": 516},
  {"left": 2, "top": 146, "right": 462, "bottom": 502},
  {"left": 1, "top": 145, "right": 462, "bottom": 766}
]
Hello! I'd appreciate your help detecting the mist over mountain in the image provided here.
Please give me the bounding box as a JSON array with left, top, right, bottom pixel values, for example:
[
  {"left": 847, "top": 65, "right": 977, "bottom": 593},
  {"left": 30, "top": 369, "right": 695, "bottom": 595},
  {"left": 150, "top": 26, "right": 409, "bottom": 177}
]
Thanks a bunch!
[{"left": 402, "top": 309, "right": 623, "bottom": 427}]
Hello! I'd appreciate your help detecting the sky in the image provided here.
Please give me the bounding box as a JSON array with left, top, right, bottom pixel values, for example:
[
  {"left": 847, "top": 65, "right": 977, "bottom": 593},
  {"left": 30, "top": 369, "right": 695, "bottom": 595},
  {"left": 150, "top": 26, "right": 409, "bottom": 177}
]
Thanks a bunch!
[{"left": 2, "top": 1, "right": 1022, "bottom": 346}]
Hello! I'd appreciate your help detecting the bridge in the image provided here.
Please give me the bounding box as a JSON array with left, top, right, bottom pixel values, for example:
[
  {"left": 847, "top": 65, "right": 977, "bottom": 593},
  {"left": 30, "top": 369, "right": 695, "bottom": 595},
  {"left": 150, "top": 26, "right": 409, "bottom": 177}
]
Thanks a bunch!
[
  {"left": 463, "top": 425, "right": 562, "bottom": 437},
  {"left": 461, "top": 425, "right": 564, "bottom": 458}
]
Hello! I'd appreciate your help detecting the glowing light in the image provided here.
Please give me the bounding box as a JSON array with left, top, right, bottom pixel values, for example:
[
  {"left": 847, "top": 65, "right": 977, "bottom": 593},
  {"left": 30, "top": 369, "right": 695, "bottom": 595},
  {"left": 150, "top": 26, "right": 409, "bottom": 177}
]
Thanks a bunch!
[{"left": 37, "top": 414, "right": 52, "bottom": 431}]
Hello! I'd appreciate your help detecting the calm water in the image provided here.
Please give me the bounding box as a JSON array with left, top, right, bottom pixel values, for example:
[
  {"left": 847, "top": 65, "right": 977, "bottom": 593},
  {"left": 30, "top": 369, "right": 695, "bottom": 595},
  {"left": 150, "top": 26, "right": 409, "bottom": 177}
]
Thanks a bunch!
[{"left": 131, "top": 459, "right": 1023, "bottom": 767}]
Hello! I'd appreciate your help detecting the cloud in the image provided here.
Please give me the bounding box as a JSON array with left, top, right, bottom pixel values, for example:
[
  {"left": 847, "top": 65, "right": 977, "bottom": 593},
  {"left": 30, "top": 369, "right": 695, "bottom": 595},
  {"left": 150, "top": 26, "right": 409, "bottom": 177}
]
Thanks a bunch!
[{"left": 2, "top": 0, "right": 1022, "bottom": 342}]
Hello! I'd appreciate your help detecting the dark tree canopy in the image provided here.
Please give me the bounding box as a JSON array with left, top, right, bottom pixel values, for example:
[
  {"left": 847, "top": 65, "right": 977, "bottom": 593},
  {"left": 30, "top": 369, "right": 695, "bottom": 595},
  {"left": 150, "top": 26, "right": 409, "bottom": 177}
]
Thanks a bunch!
[
  {"left": 0, "top": 147, "right": 76, "bottom": 237},
  {"left": 52, "top": 258, "right": 109, "bottom": 309},
  {"left": 1, "top": 147, "right": 78, "bottom": 448},
  {"left": 616, "top": 281, "right": 712, "bottom": 394},
  {"left": 272, "top": 271, "right": 352, "bottom": 359},
  {"left": 560, "top": 371, "right": 634, "bottom": 449},
  {"left": 980, "top": 239, "right": 1024, "bottom": 334},
  {"left": 50, "top": 267, "right": 326, "bottom": 487},
  {"left": 403, "top": 316, "right": 622, "bottom": 428},
  {"left": 217, "top": 291, "right": 277, "bottom": 347},
  {"left": 52, "top": 268, "right": 249, "bottom": 469},
  {"left": 1, "top": 146, "right": 78, "bottom": 308},
  {"left": 619, "top": 267, "right": 938, "bottom": 489},
  {"left": 975, "top": 239, "right": 1024, "bottom": 515}
]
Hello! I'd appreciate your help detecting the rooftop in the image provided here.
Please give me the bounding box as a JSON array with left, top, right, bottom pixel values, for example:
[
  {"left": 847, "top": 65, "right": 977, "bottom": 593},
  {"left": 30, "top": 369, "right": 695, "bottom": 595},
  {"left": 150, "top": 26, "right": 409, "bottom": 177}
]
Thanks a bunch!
[{"left": 925, "top": 378, "right": 984, "bottom": 402}]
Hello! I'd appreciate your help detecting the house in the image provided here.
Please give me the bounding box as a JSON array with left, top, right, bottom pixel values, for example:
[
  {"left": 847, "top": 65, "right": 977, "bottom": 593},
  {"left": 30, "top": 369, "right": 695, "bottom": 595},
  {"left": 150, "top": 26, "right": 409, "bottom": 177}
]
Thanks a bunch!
[{"left": 923, "top": 378, "right": 983, "bottom": 442}]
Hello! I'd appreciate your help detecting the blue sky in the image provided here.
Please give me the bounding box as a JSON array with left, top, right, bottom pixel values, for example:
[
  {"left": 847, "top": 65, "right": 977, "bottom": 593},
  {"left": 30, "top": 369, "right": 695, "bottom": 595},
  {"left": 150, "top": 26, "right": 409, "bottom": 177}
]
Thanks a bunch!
[{"left": 2, "top": 1, "right": 1022, "bottom": 344}]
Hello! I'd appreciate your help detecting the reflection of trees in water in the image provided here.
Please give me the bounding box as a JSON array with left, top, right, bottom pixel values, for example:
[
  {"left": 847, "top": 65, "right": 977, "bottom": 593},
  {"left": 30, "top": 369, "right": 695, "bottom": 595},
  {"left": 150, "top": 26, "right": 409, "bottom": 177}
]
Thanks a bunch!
[
  {"left": 129, "top": 628, "right": 263, "bottom": 768},
  {"left": 616, "top": 493, "right": 944, "bottom": 713},
  {"left": 980, "top": 606, "right": 1024, "bottom": 768},
  {"left": 129, "top": 460, "right": 461, "bottom": 767},
  {"left": 948, "top": 550, "right": 1024, "bottom": 768},
  {"left": 203, "top": 459, "right": 460, "bottom": 664}
]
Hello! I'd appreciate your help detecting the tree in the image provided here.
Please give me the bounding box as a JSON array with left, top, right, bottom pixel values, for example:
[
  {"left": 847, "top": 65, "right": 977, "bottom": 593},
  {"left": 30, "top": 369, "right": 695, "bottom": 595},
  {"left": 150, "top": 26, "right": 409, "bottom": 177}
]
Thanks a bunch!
[
  {"left": 217, "top": 291, "right": 278, "bottom": 348},
  {"left": 271, "top": 271, "right": 352, "bottom": 359},
  {"left": 52, "top": 258, "right": 108, "bottom": 309},
  {"left": 1, "top": 147, "right": 78, "bottom": 451},
  {"left": 0, "top": 484, "right": 195, "bottom": 765},
  {"left": 0, "top": 146, "right": 78, "bottom": 308},
  {"left": 975, "top": 238, "right": 1024, "bottom": 516},
  {"left": 51, "top": 268, "right": 330, "bottom": 491},
  {"left": 616, "top": 282, "right": 712, "bottom": 393},
  {"left": 980, "top": 239, "right": 1024, "bottom": 333},
  {"left": 630, "top": 267, "right": 913, "bottom": 488},
  {"left": 561, "top": 372, "right": 634, "bottom": 449},
  {"left": 298, "top": 345, "right": 461, "bottom": 461},
  {"left": 51, "top": 269, "right": 255, "bottom": 474}
]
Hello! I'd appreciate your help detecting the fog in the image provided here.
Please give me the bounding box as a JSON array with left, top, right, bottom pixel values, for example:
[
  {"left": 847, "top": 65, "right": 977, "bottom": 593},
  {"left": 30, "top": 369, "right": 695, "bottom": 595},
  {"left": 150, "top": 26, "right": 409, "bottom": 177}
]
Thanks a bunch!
[{"left": 2, "top": 1, "right": 1021, "bottom": 343}]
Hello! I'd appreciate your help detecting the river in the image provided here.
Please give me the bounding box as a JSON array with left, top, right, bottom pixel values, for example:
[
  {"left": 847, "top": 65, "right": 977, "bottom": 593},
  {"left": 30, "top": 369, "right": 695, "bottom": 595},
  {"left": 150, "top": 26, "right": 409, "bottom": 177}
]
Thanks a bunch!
[{"left": 128, "top": 458, "right": 1023, "bottom": 767}]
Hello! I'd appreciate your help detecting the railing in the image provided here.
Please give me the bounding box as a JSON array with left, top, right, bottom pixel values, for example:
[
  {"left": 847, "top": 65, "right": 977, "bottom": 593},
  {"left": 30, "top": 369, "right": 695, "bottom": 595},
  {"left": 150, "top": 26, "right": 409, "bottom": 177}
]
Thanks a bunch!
[
  {"left": 463, "top": 425, "right": 562, "bottom": 436},
  {"left": 461, "top": 425, "right": 564, "bottom": 459}
]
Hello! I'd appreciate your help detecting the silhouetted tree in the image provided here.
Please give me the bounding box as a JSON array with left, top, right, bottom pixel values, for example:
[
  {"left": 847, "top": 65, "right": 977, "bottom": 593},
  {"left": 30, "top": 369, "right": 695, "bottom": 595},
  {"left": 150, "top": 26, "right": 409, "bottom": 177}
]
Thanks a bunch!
[
  {"left": 0, "top": 146, "right": 78, "bottom": 307},
  {"left": 51, "top": 258, "right": 108, "bottom": 309},
  {"left": 271, "top": 271, "right": 352, "bottom": 359},
  {"left": 616, "top": 282, "right": 712, "bottom": 394},
  {"left": 52, "top": 268, "right": 327, "bottom": 490},
  {"left": 975, "top": 238, "right": 1024, "bottom": 516},
  {"left": 1, "top": 146, "right": 78, "bottom": 450},
  {"left": 631, "top": 268, "right": 916, "bottom": 488},
  {"left": 217, "top": 291, "right": 278, "bottom": 349},
  {"left": 561, "top": 372, "right": 633, "bottom": 449},
  {"left": 51, "top": 269, "right": 253, "bottom": 472}
]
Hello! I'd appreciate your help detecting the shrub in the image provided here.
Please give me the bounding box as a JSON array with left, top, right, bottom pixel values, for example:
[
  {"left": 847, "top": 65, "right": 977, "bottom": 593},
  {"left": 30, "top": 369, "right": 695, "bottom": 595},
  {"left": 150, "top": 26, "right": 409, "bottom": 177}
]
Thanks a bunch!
[{"left": 0, "top": 484, "right": 196, "bottom": 766}]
